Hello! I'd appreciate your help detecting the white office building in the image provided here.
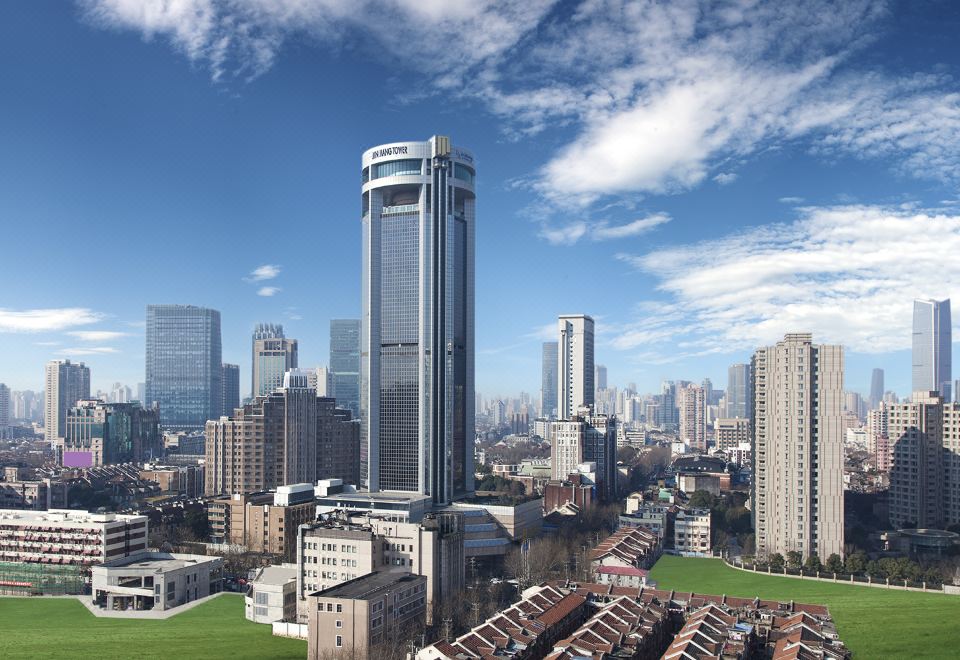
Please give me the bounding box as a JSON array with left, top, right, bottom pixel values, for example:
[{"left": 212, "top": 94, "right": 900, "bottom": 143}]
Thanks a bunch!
[{"left": 558, "top": 314, "right": 595, "bottom": 421}]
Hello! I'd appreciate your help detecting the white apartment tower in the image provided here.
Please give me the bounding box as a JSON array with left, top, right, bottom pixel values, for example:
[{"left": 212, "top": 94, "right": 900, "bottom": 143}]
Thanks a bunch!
[
  {"left": 752, "top": 333, "right": 844, "bottom": 560},
  {"left": 360, "top": 136, "right": 475, "bottom": 505},
  {"left": 557, "top": 315, "right": 595, "bottom": 421},
  {"left": 44, "top": 359, "right": 90, "bottom": 446}
]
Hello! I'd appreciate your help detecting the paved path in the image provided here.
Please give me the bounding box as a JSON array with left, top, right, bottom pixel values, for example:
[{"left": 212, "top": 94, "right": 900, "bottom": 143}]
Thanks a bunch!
[{"left": 76, "top": 591, "right": 238, "bottom": 619}]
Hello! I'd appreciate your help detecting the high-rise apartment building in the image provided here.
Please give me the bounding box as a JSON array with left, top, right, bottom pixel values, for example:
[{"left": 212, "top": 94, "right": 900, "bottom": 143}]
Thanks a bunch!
[
  {"left": 253, "top": 337, "right": 298, "bottom": 398},
  {"left": 329, "top": 319, "right": 361, "bottom": 418},
  {"left": 726, "top": 363, "right": 751, "bottom": 419},
  {"left": 0, "top": 383, "right": 8, "bottom": 439},
  {"left": 558, "top": 314, "right": 595, "bottom": 421},
  {"left": 866, "top": 403, "right": 891, "bottom": 472},
  {"left": 552, "top": 406, "right": 617, "bottom": 500},
  {"left": 44, "top": 359, "right": 90, "bottom": 446},
  {"left": 205, "top": 370, "right": 360, "bottom": 496},
  {"left": 869, "top": 368, "right": 884, "bottom": 410},
  {"left": 221, "top": 363, "right": 240, "bottom": 417},
  {"left": 912, "top": 298, "right": 952, "bottom": 402},
  {"left": 360, "top": 136, "right": 475, "bottom": 504},
  {"left": 58, "top": 400, "right": 161, "bottom": 467},
  {"left": 887, "top": 392, "right": 945, "bottom": 529},
  {"left": 541, "top": 342, "right": 558, "bottom": 419},
  {"left": 752, "top": 333, "right": 844, "bottom": 560},
  {"left": 145, "top": 305, "right": 222, "bottom": 429},
  {"left": 678, "top": 384, "right": 706, "bottom": 451}
]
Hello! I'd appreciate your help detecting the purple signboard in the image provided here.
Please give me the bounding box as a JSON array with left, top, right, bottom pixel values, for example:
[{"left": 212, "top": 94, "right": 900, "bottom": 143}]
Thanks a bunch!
[{"left": 62, "top": 451, "right": 93, "bottom": 468}]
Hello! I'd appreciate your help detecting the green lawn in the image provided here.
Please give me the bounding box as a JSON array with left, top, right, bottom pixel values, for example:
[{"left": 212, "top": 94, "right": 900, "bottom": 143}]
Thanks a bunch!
[
  {"left": 649, "top": 555, "right": 960, "bottom": 659},
  {"left": 0, "top": 593, "right": 306, "bottom": 659}
]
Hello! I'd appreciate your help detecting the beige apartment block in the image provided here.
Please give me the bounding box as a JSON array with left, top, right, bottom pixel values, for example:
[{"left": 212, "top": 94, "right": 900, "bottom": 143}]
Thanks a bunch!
[
  {"left": 752, "top": 333, "right": 844, "bottom": 560},
  {"left": 714, "top": 418, "right": 750, "bottom": 452},
  {"left": 678, "top": 385, "right": 707, "bottom": 451},
  {"left": 307, "top": 572, "right": 427, "bottom": 660}
]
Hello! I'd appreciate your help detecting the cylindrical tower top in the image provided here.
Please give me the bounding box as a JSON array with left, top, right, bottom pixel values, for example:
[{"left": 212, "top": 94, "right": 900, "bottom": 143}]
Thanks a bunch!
[{"left": 361, "top": 135, "right": 474, "bottom": 169}]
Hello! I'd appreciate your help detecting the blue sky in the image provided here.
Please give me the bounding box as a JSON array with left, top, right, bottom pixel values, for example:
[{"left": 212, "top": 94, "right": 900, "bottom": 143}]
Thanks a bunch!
[{"left": 1, "top": 1, "right": 960, "bottom": 400}]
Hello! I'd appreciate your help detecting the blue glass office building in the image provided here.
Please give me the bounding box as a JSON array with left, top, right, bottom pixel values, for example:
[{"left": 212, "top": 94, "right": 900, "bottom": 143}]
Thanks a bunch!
[
  {"left": 330, "top": 319, "right": 361, "bottom": 418},
  {"left": 145, "top": 305, "right": 222, "bottom": 429},
  {"left": 360, "top": 136, "right": 475, "bottom": 505}
]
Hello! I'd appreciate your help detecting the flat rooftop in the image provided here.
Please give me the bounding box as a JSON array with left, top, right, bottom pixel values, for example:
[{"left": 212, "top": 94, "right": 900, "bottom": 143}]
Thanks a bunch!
[
  {"left": 0, "top": 508, "right": 146, "bottom": 526},
  {"left": 316, "top": 491, "right": 430, "bottom": 503},
  {"left": 100, "top": 552, "right": 219, "bottom": 571},
  {"left": 311, "top": 571, "right": 422, "bottom": 600}
]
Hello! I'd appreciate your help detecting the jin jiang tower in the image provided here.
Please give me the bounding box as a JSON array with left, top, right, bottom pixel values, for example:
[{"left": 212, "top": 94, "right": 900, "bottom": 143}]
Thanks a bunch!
[{"left": 360, "top": 136, "right": 475, "bottom": 505}]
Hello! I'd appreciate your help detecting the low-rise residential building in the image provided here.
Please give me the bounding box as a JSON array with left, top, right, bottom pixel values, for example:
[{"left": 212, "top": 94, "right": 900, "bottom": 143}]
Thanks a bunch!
[
  {"left": 674, "top": 508, "right": 711, "bottom": 556},
  {"left": 714, "top": 418, "right": 750, "bottom": 452},
  {"left": 417, "top": 584, "right": 588, "bottom": 660},
  {"left": 678, "top": 473, "right": 721, "bottom": 497},
  {"left": 314, "top": 480, "right": 431, "bottom": 522},
  {"left": 590, "top": 527, "right": 660, "bottom": 587},
  {"left": 91, "top": 551, "right": 223, "bottom": 612},
  {"left": 545, "top": 595, "right": 670, "bottom": 660},
  {"left": 138, "top": 464, "right": 205, "bottom": 498},
  {"left": 246, "top": 564, "right": 298, "bottom": 624},
  {"left": 0, "top": 508, "right": 148, "bottom": 572},
  {"left": 0, "top": 467, "right": 69, "bottom": 510},
  {"left": 620, "top": 497, "right": 671, "bottom": 539},
  {"left": 207, "top": 483, "right": 316, "bottom": 560},
  {"left": 307, "top": 572, "right": 427, "bottom": 660}
]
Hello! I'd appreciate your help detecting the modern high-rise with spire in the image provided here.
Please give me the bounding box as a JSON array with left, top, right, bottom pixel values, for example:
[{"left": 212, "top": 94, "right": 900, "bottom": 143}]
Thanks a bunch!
[{"left": 360, "top": 135, "right": 475, "bottom": 505}]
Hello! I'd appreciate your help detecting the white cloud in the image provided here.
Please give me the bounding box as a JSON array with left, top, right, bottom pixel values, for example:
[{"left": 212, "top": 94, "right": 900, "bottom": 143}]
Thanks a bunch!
[
  {"left": 257, "top": 286, "right": 281, "bottom": 297},
  {"left": 246, "top": 264, "right": 280, "bottom": 281},
  {"left": 616, "top": 204, "right": 960, "bottom": 354},
  {"left": 60, "top": 347, "right": 120, "bottom": 355},
  {"left": 67, "top": 330, "right": 129, "bottom": 342},
  {"left": 713, "top": 172, "right": 738, "bottom": 185},
  {"left": 0, "top": 308, "right": 103, "bottom": 333},
  {"left": 779, "top": 196, "right": 806, "bottom": 204},
  {"left": 541, "top": 213, "right": 670, "bottom": 245}
]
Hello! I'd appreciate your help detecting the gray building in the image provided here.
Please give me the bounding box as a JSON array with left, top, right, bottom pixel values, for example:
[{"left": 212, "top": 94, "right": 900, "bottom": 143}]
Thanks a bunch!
[
  {"left": 221, "top": 363, "right": 240, "bottom": 417},
  {"left": 752, "top": 333, "right": 844, "bottom": 560},
  {"left": 541, "top": 342, "right": 558, "bottom": 419},
  {"left": 253, "top": 336, "right": 298, "bottom": 398},
  {"left": 145, "top": 305, "right": 222, "bottom": 430},
  {"left": 251, "top": 323, "right": 284, "bottom": 397},
  {"left": 0, "top": 383, "right": 8, "bottom": 439},
  {"left": 330, "top": 319, "right": 360, "bottom": 418},
  {"left": 92, "top": 552, "right": 223, "bottom": 612},
  {"left": 59, "top": 400, "right": 161, "bottom": 467},
  {"left": 360, "top": 136, "right": 475, "bottom": 504},
  {"left": 726, "top": 363, "right": 751, "bottom": 420},
  {"left": 558, "top": 314, "right": 594, "bottom": 421},
  {"left": 913, "top": 298, "right": 952, "bottom": 402},
  {"left": 869, "top": 368, "right": 884, "bottom": 410},
  {"left": 44, "top": 359, "right": 90, "bottom": 446}
]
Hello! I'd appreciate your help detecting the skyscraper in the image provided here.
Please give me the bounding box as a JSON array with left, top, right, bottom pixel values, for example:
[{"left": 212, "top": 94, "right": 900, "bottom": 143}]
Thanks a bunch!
[
  {"left": 726, "top": 363, "right": 751, "bottom": 419},
  {"left": 0, "top": 383, "right": 9, "bottom": 440},
  {"left": 251, "top": 323, "right": 284, "bottom": 397},
  {"left": 221, "top": 363, "right": 240, "bottom": 417},
  {"left": 678, "top": 384, "right": 706, "bottom": 451},
  {"left": 253, "top": 336, "right": 298, "bottom": 397},
  {"left": 145, "top": 305, "right": 222, "bottom": 430},
  {"left": 595, "top": 364, "right": 607, "bottom": 391},
  {"left": 59, "top": 400, "right": 161, "bottom": 467},
  {"left": 330, "top": 319, "right": 361, "bottom": 418},
  {"left": 869, "top": 368, "right": 884, "bottom": 409},
  {"left": 912, "top": 298, "right": 952, "bottom": 401},
  {"left": 360, "top": 135, "right": 475, "bottom": 504},
  {"left": 44, "top": 359, "right": 90, "bottom": 445},
  {"left": 540, "top": 342, "right": 558, "bottom": 419},
  {"left": 752, "top": 333, "right": 844, "bottom": 560},
  {"left": 558, "top": 314, "right": 595, "bottom": 420}
]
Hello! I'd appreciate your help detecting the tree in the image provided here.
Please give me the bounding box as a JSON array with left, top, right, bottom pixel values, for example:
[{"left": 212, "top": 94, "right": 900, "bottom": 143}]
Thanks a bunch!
[
  {"left": 687, "top": 490, "right": 715, "bottom": 509},
  {"left": 769, "top": 553, "right": 785, "bottom": 570},
  {"left": 844, "top": 551, "right": 867, "bottom": 575},
  {"left": 825, "top": 553, "right": 844, "bottom": 574},
  {"left": 803, "top": 553, "right": 822, "bottom": 573},
  {"left": 786, "top": 551, "right": 802, "bottom": 570}
]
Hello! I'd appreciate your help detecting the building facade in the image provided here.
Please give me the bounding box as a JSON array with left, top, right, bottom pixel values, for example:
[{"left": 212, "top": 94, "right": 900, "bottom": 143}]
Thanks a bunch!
[
  {"left": 912, "top": 298, "right": 952, "bottom": 402},
  {"left": 92, "top": 552, "right": 222, "bottom": 612},
  {"left": 360, "top": 136, "right": 475, "bottom": 504},
  {"left": 726, "top": 363, "right": 751, "bottom": 420},
  {"left": 207, "top": 485, "right": 316, "bottom": 561},
  {"left": 674, "top": 508, "right": 711, "bottom": 555},
  {"left": 557, "top": 315, "right": 594, "bottom": 421},
  {"left": 552, "top": 407, "right": 616, "bottom": 500},
  {"left": 330, "top": 319, "right": 361, "bottom": 419},
  {"left": 0, "top": 383, "right": 8, "bottom": 439},
  {"left": 752, "top": 333, "right": 844, "bottom": 560},
  {"left": 541, "top": 341, "right": 558, "bottom": 419},
  {"left": 714, "top": 418, "right": 750, "bottom": 452},
  {"left": 221, "top": 363, "right": 240, "bottom": 417},
  {"left": 251, "top": 323, "right": 285, "bottom": 397},
  {"left": 58, "top": 400, "right": 161, "bottom": 468},
  {"left": 145, "top": 304, "right": 222, "bottom": 429},
  {"left": 44, "top": 359, "right": 90, "bottom": 446},
  {"left": 678, "top": 384, "right": 706, "bottom": 451},
  {"left": 252, "top": 337, "right": 298, "bottom": 398}
]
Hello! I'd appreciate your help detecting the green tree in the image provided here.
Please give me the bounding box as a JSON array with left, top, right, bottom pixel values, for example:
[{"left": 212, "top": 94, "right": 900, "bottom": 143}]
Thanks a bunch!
[
  {"left": 844, "top": 551, "right": 867, "bottom": 574},
  {"left": 687, "top": 490, "right": 715, "bottom": 509},
  {"left": 769, "top": 553, "right": 785, "bottom": 570},
  {"left": 786, "top": 551, "right": 802, "bottom": 570},
  {"left": 803, "top": 553, "right": 822, "bottom": 572},
  {"left": 825, "top": 553, "right": 844, "bottom": 574}
]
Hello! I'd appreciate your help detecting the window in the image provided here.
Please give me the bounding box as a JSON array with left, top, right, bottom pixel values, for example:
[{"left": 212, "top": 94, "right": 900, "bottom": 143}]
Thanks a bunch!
[
  {"left": 336, "top": 620, "right": 343, "bottom": 628},
  {"left": 373, "top": 159, "right": 421, "bottom": 179},
  {"left": 336, "top": 604, "right": 342, "bottom": 613},
  {"left": 336, "top": 636, "right": 343, "bottom": 648}
]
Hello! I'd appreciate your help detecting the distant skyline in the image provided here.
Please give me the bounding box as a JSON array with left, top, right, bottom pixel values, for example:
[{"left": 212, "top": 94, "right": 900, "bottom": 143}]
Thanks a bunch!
[{"left": 2, "top": 2, "right": 960, "bottom": 398}]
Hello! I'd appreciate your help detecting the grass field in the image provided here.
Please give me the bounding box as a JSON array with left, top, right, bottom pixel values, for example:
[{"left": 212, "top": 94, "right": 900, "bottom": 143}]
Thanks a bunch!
[
  {"left": 0, "top": 593, "right": 306, "bottom": 659},
  {"left": 649, "top": 555, "right": 960, "bottom": 658}
]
